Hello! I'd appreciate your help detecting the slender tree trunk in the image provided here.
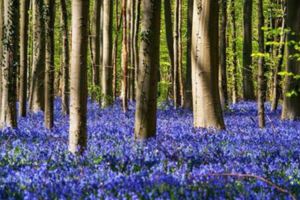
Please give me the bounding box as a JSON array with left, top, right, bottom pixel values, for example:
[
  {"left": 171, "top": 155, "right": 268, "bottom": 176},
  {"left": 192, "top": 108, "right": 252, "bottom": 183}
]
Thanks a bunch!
[
  {"left": 60, "top": 0, "right": 70, "bottom": 115},
  {"left": 29, "top": 0, "right": 45, "bottom": 112},
  {"left": 102, "top": 0, "right": 113, "bottom": 107},
  {"left": 91, "top": 0, "right": 101, "bottom": 99},
  {"left": 231, "top": 0, "right": 238, "bottom": 104},
  {"left": 191, "top": 0, "right": 225, "bottom": 129},
  {"left": 1, "top": 0, "right": 19, "bottom": 128},
  {"left": 271, "top": 3, "right": 286, "bottom": 112},
  {"left": 243, "top": 0, "right": 255, "bottom": 100},
  {"left": 281, "top": 0, "right": 300, "bottom": 120},
  {"left": 129, "top": 0, "right": 135, "bottom": 101},
  {"left": 19, "top": 0, "right": 30, "bottom": 117},
  {"left": 134, "top": 0, "right": 161, "bottom": 139},
  {"left": 112, "top": 0, "right": 122, "bottom": 100},
  {"left": 122, "top": 0, "right": 128, "bottom": 112},
  {"left": 219, "top": 0, "right": 228, "bottom": 109},
  {"left": 257, "top": 0, "right": 266, "bottom": 128},
  {"left": 69, "top": 0, "right": 89, "bottom": 154},
  {"left": 133, "top": 0, "right": 141, "bottom": 89},
  {"left": 164, "top": 0, "right": 174, "bottom": 99},
  {"left": 44, "top": 0, "right": 55, "bottom": 129}
]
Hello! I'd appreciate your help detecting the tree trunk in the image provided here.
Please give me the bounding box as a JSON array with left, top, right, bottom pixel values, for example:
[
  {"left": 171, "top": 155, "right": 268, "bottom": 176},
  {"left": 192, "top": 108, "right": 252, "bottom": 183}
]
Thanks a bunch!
[
  {"left": 191, "top": 0, "right": 225, "bottom": 129},
  {"left": 133, "top": 0, "right": 141, "bottom": 89},
  {"left": 91, "top": 0, "right": 101, "bottom": 99},
  {"left": 102, "top": 0, "right": 113, "bottom": 107},
  {"left": 29, "top": 0, "right": 45, "bottom": 112},
  {"left": 122, "top": 0, "right": 128, "bottom": 112},
  {"left": 69, "top": 0, "right": 89, "bottom": 154},
  {"left": 129, "top": 0, "right": 135, "bottom": 101},
  {"left": 19, "top": 0, "right": 30, "bottom": 117},
  {"left": 0, "top": 0, "right": 3, "bottom": 114},
  {"left": 257, "top": 0, "right": 266, "bottom": 128},
  {"left": 243, "top": 0, "right": 255, "bottom": 100},
  {"left": 44, "top": 0, "right": 55, "bottom": 129},
  {"left": 281, "top": 0, "right": 300, "bottom": 120},
  {"left": 1, "top": 0, "right": 19, "bottom": 128},
  {"left": 134, "top": 0, "right": 161, "bottom": 139},
  {"left": 60, "top": 0, "right": 70, "bottom": 115},
  {"left": 219, "top": 0, "right": 228, "bottom": 109},
  {"left": 184, "top": 0, "right": 193, "bottom": 109},
  {"left": 231, "top": 0, "right": 238, "bottom": 104}
]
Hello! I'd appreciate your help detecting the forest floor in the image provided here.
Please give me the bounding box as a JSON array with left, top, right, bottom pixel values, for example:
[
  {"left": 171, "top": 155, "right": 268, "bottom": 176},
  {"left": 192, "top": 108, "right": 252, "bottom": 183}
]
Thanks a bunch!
[{"left": 0, "top": 100, "right": 299, "bottom": 199}]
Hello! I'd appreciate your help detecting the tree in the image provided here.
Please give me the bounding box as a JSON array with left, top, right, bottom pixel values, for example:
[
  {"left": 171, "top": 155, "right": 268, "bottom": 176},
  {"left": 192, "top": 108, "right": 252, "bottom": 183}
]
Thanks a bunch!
[
  {"left": 281, "top": 0, "right": 300, "bottom": 120},
  {"left": 60, "top": 0, "right": 70, "bottom": 115},
  {"left": 219, "top": 0, "right": 228, "bottom": 109},
  {"left": 191, "top": 0, "right": 225, "bottom": 129},
  {"left": 69, "top": 0, "right": 90, "bottom": 154},
  {"left": 1, "top": 0, "right": 19, "bottom": 128},
  {"left": 231, "top": 0, "right": 238, "bottom": 104},
  {"left": 0, "top": 0, "right": 4, "bottom": 113},
  {"left": 91, "top": 0, "right": 101, "bottom": 99},
  {"left": 19, "top": 0, "right": 30, "bottom": 117},
  {"left": 121, "top": 0, "right": 128, "bottom": 112},
  {"left": 29, "top": 0, "right": 45, "bottom": 112},
  {"left": 184, "top": 0, "right": 193, "bottom": 109},
  {"left": 134, "top": 0, "right": 161, "bottom": 139},
  {"left": 102, "top": 0, "right": 113, "bottom": 108},
  {"left": 243, "top": 0, "right": 255, "bottom": 100},
  {"left": 257, "top": 0, "right": 266, "bottom": 128},
  {"left": 133, "top": 0, "right": 141, "bottom": 93}
]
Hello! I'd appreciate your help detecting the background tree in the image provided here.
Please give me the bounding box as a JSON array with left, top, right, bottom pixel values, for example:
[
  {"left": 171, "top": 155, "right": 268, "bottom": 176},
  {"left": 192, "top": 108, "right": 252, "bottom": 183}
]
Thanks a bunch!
[
  {"left": 1, "top": 0, "right": 19, "bottom": 128},
  {"left": 192, "top": 0, "right": 225, "bottom": 129},
  {"left": 135, "top": 0, "right": 161, "bottom": 139},
  {"left": 45, "top": 0, "right": 55, "bottom": 129},
  {"left": 69, "top": 0, "right": 90, "bottom": 154},
  {"left": 281, "top": 0, "right": 300, "bottom": 120},
  {"left": 243, "top": 0, "right": 255, "bottom": 100},
  {"left": 102, "top": 0, "right": 113, "bottom": 108},
  {"left": 29, "top": 0, "right": 45, "bottom": 112},
  {"left": 231, "top": 0, "right": 238, "bottom": 104},
  {"left": 121, "top": 0, "right": 128, "bottom": 112}
]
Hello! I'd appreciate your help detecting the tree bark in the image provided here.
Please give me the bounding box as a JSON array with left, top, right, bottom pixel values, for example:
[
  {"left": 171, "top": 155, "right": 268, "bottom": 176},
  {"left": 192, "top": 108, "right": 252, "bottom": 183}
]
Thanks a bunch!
[
  {"left": 102, "top": 0, "right": 113, "bottom": 107},
  {"left": 133, "top": 0, "right": 141, "bottom": 89},
  {"left": 60, "top": 0, "right": 70, "bottom": 115},
  {"left": 231, "top": 0, "right": 238, "bottom": 104},
  {"left": 219, "top": 0, "right": 228, "bottom": 109},
  {"left": 44, "top": 0, "right": 55, "bottom": 129},
  {"left": 191, "top": 0, "right": 225, "bottom": 129},
  {"left": 19, "top": 0, "right": 30, "bottom": 117},
  {"left": 1, "top": 0, "right": 19, "bottom": 128},
  {"left": 29, "top": 0, "right": 45, "bottom": 112},
  {"left": 122, "top": 0, "right": 128, "bottom": 112},
  {"left": 184, "top": 0, "right": 193, "bottom": 109},
  {"left": 243, "top": 0, "right": 255, "bottom": 100},
  {"left": 69, "top": 0, "right": 89, "bottom": 154},
  {"left": 0, "top": 0, "right": 3, "bottom": 114},
  {"left": 134, "top": 0, "right": 161, "bottom": 139},
  {"left": 281, "top": 0, "right": 300, "bottom": 120},
  {"left": 257, "top": 0, "right": 266, "bottom": 128}
]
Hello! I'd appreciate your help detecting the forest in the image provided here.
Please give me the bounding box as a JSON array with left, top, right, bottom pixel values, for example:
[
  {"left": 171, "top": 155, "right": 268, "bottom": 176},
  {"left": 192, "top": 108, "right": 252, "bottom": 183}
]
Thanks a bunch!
[{"left": 0, "top": 0, "right": 300, "bottom": 199}]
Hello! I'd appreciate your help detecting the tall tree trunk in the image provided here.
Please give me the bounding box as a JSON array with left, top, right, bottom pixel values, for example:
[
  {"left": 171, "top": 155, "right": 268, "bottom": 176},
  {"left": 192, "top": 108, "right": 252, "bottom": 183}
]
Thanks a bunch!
[
  {"left": 257, "top": 0, "right": 266, "bottom": 128},
  {"left": 192, "top": 0, "right": 225, "bottom": 129},
  {"left": 44, "top": 0, "right": 55, "bottom": 129},
  {"left": 219, "top": 0, "right": 228, "bottom": 109},
  {"left": 102, "top": 0, "right": 113, "bottom": 107},
  {"left": 133, "top": 0, "right": 141, "bottom": 89},
  {"left": 184, "top": 0, "right": 193, "bottom": 109},
  {"left": 231, "top": 0, "right": 238, "bottom": 104},
  {"left": 281, "top": 0, "right": 300, "bottom": 120},
  {"left": 69, "top": 0, "right": 89, "bottom": 154},
  {"left": 29, "top": 0, "right": 45, "bottom": 112},
  {"left": 243, "top": 0, "right": 255, "bottom": 100},
  {"left": 129, "top": 0, "right": 135, "bottom": 101},
  {"left": 60, "top": 0, "right": 70, "bottom": 115},
  {"left": 1, "top": 0, "right": 19, "bottom": 128},
  {"left": 164, "top": 0, "right": 174, "bottom": 99},
  {"left": 112, "top": 0, "right": 122, "bottom": 100},
  {"left": 122, "top": 0, "right": 128, "bottom": 112},
  {"left": 91, "top": 0, "right": 101, "bottom": 99},
  {"left": 134, "top": 0, "right": 161, "bottom": 139},
  {"left": 19, "top": 0, "right": 30, "bottom": 117},
  {"left": 271, "top": 2, "right": 286, "bottom": 112}
]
